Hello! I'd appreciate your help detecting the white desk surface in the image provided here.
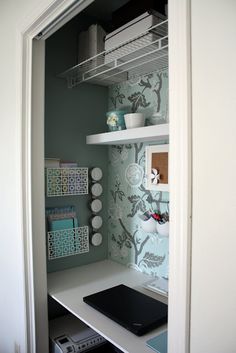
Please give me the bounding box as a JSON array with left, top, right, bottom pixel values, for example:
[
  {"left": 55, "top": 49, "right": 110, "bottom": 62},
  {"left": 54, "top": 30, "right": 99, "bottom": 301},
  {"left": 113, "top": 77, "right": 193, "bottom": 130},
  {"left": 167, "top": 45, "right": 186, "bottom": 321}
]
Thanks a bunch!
[{"left": 47, "top": 259, "right": 168, "bottom": 353}]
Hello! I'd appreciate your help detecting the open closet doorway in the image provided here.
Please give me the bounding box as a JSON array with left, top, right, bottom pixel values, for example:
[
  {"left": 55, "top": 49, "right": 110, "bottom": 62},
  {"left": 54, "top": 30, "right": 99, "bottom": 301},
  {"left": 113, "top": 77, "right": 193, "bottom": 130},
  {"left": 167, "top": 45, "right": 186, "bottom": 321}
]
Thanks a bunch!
[{"left": 22, "top": 0, "right": 192, "bottom": 352}]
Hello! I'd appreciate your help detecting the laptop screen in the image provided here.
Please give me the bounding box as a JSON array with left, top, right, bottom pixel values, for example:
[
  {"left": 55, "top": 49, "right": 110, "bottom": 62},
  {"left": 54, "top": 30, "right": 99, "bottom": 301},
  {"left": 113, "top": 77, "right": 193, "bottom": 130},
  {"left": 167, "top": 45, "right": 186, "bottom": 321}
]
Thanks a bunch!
[{"left": 83, "top": 284, "right": 168, "bottom": 336}]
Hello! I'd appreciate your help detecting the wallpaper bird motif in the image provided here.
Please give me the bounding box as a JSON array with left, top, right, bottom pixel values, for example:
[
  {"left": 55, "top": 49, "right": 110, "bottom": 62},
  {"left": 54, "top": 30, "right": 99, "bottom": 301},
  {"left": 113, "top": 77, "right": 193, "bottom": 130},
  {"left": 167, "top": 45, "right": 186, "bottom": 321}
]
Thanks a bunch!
[{"left": 107, "top": 69, "right": 169, "bottom": 278}]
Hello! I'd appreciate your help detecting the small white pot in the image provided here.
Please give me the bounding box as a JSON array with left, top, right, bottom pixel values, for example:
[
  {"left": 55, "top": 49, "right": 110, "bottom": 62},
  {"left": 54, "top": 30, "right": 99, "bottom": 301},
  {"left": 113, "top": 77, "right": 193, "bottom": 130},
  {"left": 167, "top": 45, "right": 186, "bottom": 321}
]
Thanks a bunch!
[
  {"left": 156, "top": 221, "right": 169, "bottom": 236},
  {"left": 149, "top": 112, "right": 163, "bottom": 125},
  {"left": 124, "top": 113, "right": 145, "bottom": 129},
  {"left": 140, "top": 217, "right": 157, "bottom": 233}
]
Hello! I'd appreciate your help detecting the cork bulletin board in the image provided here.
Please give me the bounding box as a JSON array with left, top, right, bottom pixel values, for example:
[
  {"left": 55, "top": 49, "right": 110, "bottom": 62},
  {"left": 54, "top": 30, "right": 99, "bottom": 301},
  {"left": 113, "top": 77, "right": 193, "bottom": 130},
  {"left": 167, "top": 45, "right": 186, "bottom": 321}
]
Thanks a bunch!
[{"left": 145, "top": 145, "right": 169, "bottom": 191}]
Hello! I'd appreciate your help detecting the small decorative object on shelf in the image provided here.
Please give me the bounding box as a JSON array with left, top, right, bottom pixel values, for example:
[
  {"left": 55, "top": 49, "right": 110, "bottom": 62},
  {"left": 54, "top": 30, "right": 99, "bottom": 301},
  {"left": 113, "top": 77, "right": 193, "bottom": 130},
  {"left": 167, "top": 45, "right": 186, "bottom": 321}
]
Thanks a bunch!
[
  {"left": 46, "top": 167, "right": 88, "bottom": 197},
  {"left": 47, "top": 226, "right": 89, "bottom": 260},
  {"left": 146, "top": 112, "right": 166, "bottom": 126},
  {"left": 124, "top": 113, "right": 145, "bottom": 129},
  {"left": 106, "top": 110, "right": 127, "bottom": 131},
  {"left": 150, "top": 168, "right": 160, "bottom": 185}
]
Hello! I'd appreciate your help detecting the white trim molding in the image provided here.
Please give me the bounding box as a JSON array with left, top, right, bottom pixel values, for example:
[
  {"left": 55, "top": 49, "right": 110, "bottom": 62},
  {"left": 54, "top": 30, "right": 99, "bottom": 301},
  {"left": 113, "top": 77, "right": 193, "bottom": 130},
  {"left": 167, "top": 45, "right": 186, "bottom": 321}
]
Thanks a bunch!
[
  {"left": 20, "top": 1, "right": 95, "bottom": 352},
  {"left": 168, "top": 0, "right": 192, "bottom": 353},
  {"left": 21, "top": 28, "right": 36, "bottom": 353}
]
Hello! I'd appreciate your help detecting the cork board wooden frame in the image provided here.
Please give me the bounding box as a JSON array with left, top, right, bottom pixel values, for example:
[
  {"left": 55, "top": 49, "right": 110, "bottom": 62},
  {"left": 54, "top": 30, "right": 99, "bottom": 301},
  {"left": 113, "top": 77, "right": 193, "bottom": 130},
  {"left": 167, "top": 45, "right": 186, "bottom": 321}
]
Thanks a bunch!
[{"left": 145, "top": 144, "right": 169, "bottom": 191}]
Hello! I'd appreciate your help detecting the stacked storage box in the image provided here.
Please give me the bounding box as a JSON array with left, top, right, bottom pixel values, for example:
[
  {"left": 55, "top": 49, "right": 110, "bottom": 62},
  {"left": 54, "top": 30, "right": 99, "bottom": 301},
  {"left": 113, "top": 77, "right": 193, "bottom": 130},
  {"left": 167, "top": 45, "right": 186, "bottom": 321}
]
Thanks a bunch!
[
  {"left": 104, "top": 10, "right": 166, "bottom": 64},
  {"left": 78, "top": 24, "right": 106, "bottom": 67}
]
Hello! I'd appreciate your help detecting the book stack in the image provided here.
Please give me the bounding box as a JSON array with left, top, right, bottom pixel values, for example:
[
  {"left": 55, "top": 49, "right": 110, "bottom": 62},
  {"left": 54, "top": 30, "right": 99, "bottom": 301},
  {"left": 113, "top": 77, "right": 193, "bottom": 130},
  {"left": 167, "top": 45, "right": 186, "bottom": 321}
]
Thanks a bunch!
[
  {"left": 46, "top": 205, "right": 79, "bottom": 232},
  {"left": 45, "top": 158, "right": 78, "bottom": 168}
]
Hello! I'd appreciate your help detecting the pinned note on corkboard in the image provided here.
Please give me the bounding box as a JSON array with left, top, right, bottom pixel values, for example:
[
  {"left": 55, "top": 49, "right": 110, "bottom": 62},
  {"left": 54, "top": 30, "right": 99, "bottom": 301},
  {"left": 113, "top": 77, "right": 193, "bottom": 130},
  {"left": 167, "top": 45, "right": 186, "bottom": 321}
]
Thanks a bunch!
[{"left": 146, "top": 145, "right": 169, "bottom": 191}]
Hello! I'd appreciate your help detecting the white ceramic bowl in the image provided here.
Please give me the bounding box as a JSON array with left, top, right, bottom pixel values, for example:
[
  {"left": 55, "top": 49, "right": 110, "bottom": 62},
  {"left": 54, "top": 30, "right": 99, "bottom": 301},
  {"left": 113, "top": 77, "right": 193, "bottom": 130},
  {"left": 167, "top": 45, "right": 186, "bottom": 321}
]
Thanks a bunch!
[
  {"left": 124, "top": 113, "right": 145, "bottom": 129},
  {"left": 149, "top": 113, "right": 162, "bottom": 125},
  {"left": 140, "top": 217, "right": 157, "bottom": 233},
  {"left": 156, "top": 221, "right": 169, "bottom": 237}
]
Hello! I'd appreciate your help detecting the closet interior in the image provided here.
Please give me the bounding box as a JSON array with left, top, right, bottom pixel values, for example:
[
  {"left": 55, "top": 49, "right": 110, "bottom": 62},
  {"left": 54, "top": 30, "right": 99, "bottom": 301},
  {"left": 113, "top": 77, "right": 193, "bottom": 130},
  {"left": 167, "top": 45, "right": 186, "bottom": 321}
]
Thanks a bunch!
[{"left": 44, "top": 0, "right": 169, "bottom": 352}]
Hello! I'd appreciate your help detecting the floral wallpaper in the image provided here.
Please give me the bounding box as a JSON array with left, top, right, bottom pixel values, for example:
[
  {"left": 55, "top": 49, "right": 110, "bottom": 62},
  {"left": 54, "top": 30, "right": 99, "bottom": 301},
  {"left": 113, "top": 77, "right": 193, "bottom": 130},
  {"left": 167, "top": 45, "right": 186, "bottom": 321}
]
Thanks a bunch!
[
  {"left": 109, "top": 69, "right": 168, "bottom": 121},
  {"left": 107, "top": 69, "right": 169, "bottom": 278}
]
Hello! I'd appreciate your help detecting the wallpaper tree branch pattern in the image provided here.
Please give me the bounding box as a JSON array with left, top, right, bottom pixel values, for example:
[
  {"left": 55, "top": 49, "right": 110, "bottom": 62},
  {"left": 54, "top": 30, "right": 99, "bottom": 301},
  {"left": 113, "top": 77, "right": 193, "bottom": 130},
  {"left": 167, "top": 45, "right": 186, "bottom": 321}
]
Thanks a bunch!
[{"left": 107, "top": 69, "right": 169, "bottom": 278}]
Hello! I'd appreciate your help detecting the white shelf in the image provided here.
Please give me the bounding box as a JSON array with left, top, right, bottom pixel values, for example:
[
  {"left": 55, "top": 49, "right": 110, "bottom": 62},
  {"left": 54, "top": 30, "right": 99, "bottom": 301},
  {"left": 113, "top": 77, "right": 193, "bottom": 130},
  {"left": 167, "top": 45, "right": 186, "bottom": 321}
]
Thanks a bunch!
[
  {"left": 59, "top": 20, "right": 168, "bottom": 88},
  {"left": 47, "top": 260, "right": 167, "bottom": 353},
  {"left": 86, "top": 123, "right": 169, "bottom": 145}
]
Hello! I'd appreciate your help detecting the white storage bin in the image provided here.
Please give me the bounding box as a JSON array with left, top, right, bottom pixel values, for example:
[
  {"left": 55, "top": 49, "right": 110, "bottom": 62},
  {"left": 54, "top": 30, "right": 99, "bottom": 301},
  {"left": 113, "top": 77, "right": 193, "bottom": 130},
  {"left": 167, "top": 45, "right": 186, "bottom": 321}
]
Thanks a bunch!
[
  {"left": 104, "top": 10, "right": 166, "bottom": 63},
  {"left": 78, "top": 24, "right": 106, "bottom": 67}
]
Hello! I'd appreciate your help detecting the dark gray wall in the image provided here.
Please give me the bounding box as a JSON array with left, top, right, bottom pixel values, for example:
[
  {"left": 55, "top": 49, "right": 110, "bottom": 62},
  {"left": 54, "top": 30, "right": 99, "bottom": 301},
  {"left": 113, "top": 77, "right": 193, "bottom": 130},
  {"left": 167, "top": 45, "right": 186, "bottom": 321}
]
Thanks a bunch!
[{"left": 45, "top": 13, "right": 109, "bottom": 273}]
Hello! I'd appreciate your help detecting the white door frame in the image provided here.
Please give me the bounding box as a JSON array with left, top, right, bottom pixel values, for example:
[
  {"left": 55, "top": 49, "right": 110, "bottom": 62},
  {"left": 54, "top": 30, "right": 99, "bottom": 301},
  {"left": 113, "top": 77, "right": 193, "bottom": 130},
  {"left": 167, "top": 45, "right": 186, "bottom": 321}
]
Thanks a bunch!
[
  {"left": 21, "top": 1, "right": 96, "bottom": 352},
  {"left": 21, "top": 0, "right": 192, "bottom": 352},
  {"left": 168, "top": 0, "right": 192, "bottom": 352}
]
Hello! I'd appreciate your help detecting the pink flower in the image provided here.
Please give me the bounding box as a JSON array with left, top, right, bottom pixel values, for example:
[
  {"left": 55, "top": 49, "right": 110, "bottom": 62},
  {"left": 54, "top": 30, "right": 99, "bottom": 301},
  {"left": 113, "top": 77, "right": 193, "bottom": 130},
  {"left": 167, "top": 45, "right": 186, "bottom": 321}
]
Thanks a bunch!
[{"left": 151, "top": 213, "right": 161, "bottom": 221}]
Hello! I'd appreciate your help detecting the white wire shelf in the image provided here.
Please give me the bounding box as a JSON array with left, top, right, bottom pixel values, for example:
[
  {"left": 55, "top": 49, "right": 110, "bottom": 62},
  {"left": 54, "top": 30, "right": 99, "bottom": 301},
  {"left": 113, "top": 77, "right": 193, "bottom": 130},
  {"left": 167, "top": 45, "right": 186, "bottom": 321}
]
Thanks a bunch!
[
  {"left": 46, "top": 167, "right": 88, "bottom": 197},
  {"left": 59, "top": 20, "right": 168, "bottom": 88}
]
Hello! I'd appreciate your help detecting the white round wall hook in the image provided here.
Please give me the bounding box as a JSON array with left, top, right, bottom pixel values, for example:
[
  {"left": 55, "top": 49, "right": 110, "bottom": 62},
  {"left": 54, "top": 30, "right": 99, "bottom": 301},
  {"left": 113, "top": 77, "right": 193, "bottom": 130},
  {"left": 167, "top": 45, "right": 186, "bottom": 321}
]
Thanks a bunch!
[
  {"left": 91, "top": 183, "right": 103, "bottom": 197},
  {"left": 91, "top": 215, "right": 103, "bottom": 230},
  {"left": 90, "top": 199, "right": 102, "bottom": 213},
  {"left": 90, "top": 232, "right": 103, "bottom": 246},
  {"left": 90, "top": 167, "right": 103, "bottom": 182}
]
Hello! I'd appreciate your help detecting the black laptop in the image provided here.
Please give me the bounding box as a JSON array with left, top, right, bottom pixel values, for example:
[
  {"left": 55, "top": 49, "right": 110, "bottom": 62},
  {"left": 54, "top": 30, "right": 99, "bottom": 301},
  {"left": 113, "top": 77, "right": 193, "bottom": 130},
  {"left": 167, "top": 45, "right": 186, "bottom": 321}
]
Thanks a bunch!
[{"left": 83, "top": 284, "right": 168, "bottom": 336}]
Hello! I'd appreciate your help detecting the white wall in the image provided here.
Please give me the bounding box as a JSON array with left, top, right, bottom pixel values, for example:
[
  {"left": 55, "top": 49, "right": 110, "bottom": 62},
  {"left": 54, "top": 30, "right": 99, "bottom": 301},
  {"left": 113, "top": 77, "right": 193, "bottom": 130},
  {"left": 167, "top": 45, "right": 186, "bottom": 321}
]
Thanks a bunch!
[
  {"left": 0, "top": 1, "right": 55, "bottom": 352},
  {"left": 191, "top": 1, "right": 236, "bottom": 352}
]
